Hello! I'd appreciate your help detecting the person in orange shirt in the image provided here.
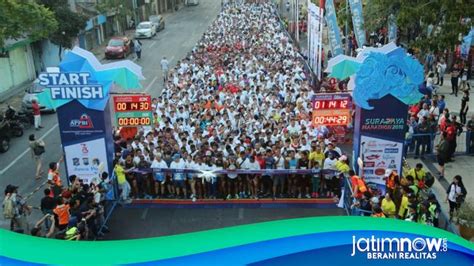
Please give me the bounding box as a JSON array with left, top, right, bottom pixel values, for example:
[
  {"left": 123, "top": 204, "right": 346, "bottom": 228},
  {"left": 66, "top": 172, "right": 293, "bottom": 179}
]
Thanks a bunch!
[
  {"left": 53, "top": 197, "right": 70, "bottom": 231},
  {"left": 48, "top": 157, "right": 64, "bottom": 197}
]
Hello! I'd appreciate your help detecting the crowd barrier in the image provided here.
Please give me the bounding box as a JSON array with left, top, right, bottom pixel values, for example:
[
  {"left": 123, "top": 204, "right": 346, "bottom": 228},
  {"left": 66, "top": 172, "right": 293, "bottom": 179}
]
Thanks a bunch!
[{"left": 405, "top": 131, "right": 473, "bottom": 157}]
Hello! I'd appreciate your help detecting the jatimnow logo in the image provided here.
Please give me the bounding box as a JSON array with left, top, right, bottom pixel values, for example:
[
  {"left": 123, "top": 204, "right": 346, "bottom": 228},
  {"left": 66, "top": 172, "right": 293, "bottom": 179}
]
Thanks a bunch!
[{"left": 351, "top": 235, "right": 448, "bottom": 260}]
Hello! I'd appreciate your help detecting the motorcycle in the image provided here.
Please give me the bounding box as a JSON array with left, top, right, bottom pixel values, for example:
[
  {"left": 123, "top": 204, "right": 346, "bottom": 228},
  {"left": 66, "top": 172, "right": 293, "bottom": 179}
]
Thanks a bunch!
[{"left": 5, "top": 105, "right": 33, "bottom": 130}]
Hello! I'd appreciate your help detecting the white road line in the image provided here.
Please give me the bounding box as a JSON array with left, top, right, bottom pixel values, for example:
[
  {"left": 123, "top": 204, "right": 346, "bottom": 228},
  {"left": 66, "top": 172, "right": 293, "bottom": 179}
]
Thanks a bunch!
[
  {"left": 145, "top": 76, "right": 158, "bottom": 92},
  {"left": 238, "top": 208, "right": 244, "bottom": 220},
  {"left": 0, "top": 123, "right": 59, "bottom": 175},
  {"left": 149, "top": 41, "right": 156, "bottom": 48},
  {"left": 141, "top": 208, "right": 149, "bottom": 220}
]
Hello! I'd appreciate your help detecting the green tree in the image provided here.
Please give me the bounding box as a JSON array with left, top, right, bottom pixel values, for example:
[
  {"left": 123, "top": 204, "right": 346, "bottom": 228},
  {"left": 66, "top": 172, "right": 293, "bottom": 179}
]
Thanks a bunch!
[
  {"left": 39, "top": 0, "right": 88, "bottom": 60},
  {"left": 0, "top": 0, "right": 58, "bottom": 48},
  {"left": 363, "top": 0, "right": 473, "bottom": 52}
]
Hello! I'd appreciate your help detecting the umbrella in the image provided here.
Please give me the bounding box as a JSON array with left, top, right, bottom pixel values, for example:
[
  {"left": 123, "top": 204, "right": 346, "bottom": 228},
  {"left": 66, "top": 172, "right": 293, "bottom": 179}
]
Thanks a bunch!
[
  {"left": 325, "top": 54, "right": 360, "bottom": 73},
  {"left": 328, "top": 60, "right": 361, "bottom": 80}
]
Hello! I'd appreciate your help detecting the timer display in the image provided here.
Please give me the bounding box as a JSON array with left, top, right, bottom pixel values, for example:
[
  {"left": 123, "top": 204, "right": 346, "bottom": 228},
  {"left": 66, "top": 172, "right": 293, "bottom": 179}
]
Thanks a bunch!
[
  {"left": 113, "top": 94, "right": 152, "bottom": 127},
  {"left": 312, "top": 114, "right": 350, "bottom": 126},
  {"left": 117, "top": 117, "right": 151, "bottom": 127},
  {"left": 113, "top": 95, "right": 151, "bottom": 112},
  {"left": 312, "top": 93, "right": 352, "bottom": 126}
]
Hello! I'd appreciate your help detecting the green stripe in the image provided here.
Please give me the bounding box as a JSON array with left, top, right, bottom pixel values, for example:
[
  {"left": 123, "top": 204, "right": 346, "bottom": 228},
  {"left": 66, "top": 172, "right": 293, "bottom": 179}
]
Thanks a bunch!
[{"left": 0, "top": 216, "right": 472, "bottom": 265}]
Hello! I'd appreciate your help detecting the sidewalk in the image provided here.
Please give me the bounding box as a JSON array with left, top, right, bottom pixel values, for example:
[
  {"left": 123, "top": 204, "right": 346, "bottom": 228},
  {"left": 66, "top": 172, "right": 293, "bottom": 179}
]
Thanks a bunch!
[{"left": 407, "top": 77, "right": 473, "bottom": 237}]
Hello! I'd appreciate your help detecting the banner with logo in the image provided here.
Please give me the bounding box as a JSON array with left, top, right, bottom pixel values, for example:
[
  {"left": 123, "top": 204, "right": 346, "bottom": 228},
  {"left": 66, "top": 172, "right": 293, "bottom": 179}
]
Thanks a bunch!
[
  {"left": 360, "top": 135, "right": 403, "bottom": 194},
  {"left": 37, "top": 47, "right": 143, "bottom": 184},
  {"left": 353, "top": 94, "right": 408, "bottom": 192},
  {"left": 348, "top": 0, "right": 366, "bottom": 47},
  {"left": 64, "top": 138, "right": 108, "bottom": 184},
  {"left": 1, "top": 217, "right": 472, "bottom": 265},
  {"left": 388, "top": 14, "right": 397, "bottom": 43},
  {"left": 325, "top": 0, "right": 343, "bottom": 56},
  {"left": 307, "top": 2, "right": 323, "bottom": 78}
]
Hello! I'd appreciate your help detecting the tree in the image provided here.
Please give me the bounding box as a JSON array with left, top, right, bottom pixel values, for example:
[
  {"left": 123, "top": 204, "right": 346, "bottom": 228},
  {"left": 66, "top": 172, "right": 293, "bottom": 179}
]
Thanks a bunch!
[
  {"left": 39, "top": 0, "right": 88, "bottom": 60},
  {"left": 0, "top": 0, "right": 58, "bottom": 48},
  {"left": 363, "top": 0, "right": 474, "bottom": 53}
]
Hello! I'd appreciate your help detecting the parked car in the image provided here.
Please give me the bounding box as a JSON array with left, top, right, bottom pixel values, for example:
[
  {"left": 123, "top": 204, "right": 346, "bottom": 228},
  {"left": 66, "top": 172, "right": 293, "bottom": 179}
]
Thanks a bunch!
[
  {"left": 149, "top": 15, "right": 165, "bottom": 31},
  {"left": 22, "top": 81, "right": 54, "bottom": 113},
  {"left": 105, "top": 37, "right": 133, "bottom": 59},
  {"left": 185, "top": 0, "right": 199, "bottom": 6},
  {"left": 135, "top": 21, "right": 157, "bottom": 39}
]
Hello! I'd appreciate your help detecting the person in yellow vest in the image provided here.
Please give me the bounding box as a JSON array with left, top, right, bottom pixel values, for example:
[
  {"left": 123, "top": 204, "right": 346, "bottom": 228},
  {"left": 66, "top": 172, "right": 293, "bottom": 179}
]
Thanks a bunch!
[
  {"left": 309, "top": 142, "right": 325, "bottom": 168},
  {"left": 397, "top": 187, "right": 409, "bottom": 219},
  {"left": 408, "top": 163, "right": 426, "bottom": 187},
  {"left": 381, "top": 192, "right": 396, "bottom": 218}
]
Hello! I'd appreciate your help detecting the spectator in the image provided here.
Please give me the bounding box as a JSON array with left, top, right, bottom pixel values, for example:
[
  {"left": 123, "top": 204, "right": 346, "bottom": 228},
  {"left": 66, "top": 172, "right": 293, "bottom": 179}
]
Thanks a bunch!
[
  {"left": 446, "top": 175, "right": 467, "bottom": 221},
  {"left": 467, "top": 115, "right": 474, "bottom": 153},
  {"left": 450, "top": 64, "right": 460, "bottom": 97},
  {"left": 460, "top": 90, "right": 469, "bottom": 125},
  {"left": 31, "top": 214, "right": 55, "bottom": 238},
  {"left": 436, "top": 132, "right": 448, "bottom": 179},
  {"left": 31, "top": 99, "right": 43, "bottom": 130},
  {"left": 40, "top": 188, "right": 56, "bottom": 230},
  {"left": 381, "top": 192, "right": 396, "bottom": 218},
  {"left": 29, "top": 134, "right": 45, "bottom": 180}
]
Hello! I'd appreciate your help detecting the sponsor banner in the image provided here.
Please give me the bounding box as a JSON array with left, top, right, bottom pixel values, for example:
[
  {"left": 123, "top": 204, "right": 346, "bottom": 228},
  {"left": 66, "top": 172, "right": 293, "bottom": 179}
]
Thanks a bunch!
[
  {"left": 64, "top": 138, "right": 108, "bottom": 184},
  {"left": 307, "top": 2, "right": 323, "bottom": 78},
  {"left": 325, "top": 0, "right": 344, "bottom": 56},
  {"left": 0, "top": 217, "right": 472, "bottom": 265},
  {"left": 360, "top": 135, "right": 403, "bottom": 194},
  {"left": 348, "top": 0, "right": 366, "bottom": 46}
]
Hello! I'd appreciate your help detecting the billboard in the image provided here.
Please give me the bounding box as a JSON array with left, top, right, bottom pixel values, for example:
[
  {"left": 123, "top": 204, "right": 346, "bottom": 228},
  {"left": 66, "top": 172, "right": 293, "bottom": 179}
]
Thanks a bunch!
[
  {"left": 360, "top": 135, "right": 403, "bottom": 194},
  {"left": 64, "top": 138, "right": 108, "bottom": 184}
]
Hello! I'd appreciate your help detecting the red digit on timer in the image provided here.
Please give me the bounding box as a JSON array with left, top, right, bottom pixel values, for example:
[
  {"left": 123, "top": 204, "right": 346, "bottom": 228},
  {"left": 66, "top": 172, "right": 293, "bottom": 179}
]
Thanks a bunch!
[{"left": 340, "top": 100, "right": 348, "bottom": 108}]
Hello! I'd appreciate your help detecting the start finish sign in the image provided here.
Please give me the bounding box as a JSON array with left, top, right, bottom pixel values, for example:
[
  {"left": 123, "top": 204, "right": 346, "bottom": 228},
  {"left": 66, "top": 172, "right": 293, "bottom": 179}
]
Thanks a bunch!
[
  {"left": 113, "top": 94, "right": 152, "bottom": 127},
  {"left": 38, "top": 72, "right": 104, "bottom": 100},
  {"left": 312, "top": 93, "right": 352, "bottom": 126}
]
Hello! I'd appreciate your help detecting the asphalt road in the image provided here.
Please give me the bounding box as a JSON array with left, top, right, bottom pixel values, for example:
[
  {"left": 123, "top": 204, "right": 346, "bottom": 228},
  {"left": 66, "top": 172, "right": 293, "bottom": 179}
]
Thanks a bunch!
[
  {"left": 0, "top": 0, "right": 221, "bottom": 229},
  {"left": 103, "top": 207, "right": 345, "bottom": 240}
]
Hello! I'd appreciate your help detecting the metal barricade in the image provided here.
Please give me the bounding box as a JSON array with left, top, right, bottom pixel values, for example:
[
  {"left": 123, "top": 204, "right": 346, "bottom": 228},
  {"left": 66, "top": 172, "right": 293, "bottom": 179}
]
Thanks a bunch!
[{"left": 405, "top": 131, "right": 471, "bottom": 157}]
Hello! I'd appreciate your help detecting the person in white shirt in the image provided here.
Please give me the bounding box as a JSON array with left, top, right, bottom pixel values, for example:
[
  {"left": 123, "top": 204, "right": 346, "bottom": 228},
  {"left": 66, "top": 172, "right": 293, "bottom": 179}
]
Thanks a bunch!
[
  {"left": 242, "top": 155, "right": 260, "bottom": 199},
  {"left": 322, "top": 153, "right": 337, "bottom": 198},
  {"left": 150, "top": 153, "right": 168, "bottom": 198},
  {"left": 446, "top": 175, "right": 466, "bottom": 221},
  {"left": 273, "top": 150, "right": 286, "bottom": 199},
  {"left": 417, "top": 103, "right": 430, "bottom": 121},
  {"left": 170, "top": 154, "right": 187, "bottom": 198}
]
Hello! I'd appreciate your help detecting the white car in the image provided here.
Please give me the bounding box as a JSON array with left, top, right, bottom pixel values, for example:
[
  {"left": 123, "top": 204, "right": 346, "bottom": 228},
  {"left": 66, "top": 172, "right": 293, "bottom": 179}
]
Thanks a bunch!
[{"left": 135, "top": 22, "right": 156, "bottom": 39}]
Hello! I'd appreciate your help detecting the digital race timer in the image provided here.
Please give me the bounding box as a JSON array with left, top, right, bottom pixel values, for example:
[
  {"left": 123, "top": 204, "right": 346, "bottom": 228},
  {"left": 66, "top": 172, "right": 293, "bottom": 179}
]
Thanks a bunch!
[
  {"left": 113, "top": 95, "right": 152, "bottom": 127},
  {"left": 312, "top": 93, "right": 352, "bottom": 126}
]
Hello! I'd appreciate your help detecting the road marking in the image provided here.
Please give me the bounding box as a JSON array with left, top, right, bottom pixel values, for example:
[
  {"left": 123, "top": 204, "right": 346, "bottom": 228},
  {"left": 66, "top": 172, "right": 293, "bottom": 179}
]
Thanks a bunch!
[
  {"left": 145, "top": 76, "right": 158, "bottom": 92},
  {"left": 0, "top": 123, "right": 59, "bottom": 175},
  {"left": 238, "top": 208, "right": 244, "bottom": 220},
  {"left": 141, "top": 208, "right": 149, "bottom": 220},
  {"left": 149, "top": 41, "right": 156, "bottom": 48}
]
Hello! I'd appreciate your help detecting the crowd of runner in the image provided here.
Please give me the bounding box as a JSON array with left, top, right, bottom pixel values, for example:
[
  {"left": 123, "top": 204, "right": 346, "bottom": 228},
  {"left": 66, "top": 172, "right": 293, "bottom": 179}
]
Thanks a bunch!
[{"left": 112, "top": 2, "right": 352, "bottom": 203}]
